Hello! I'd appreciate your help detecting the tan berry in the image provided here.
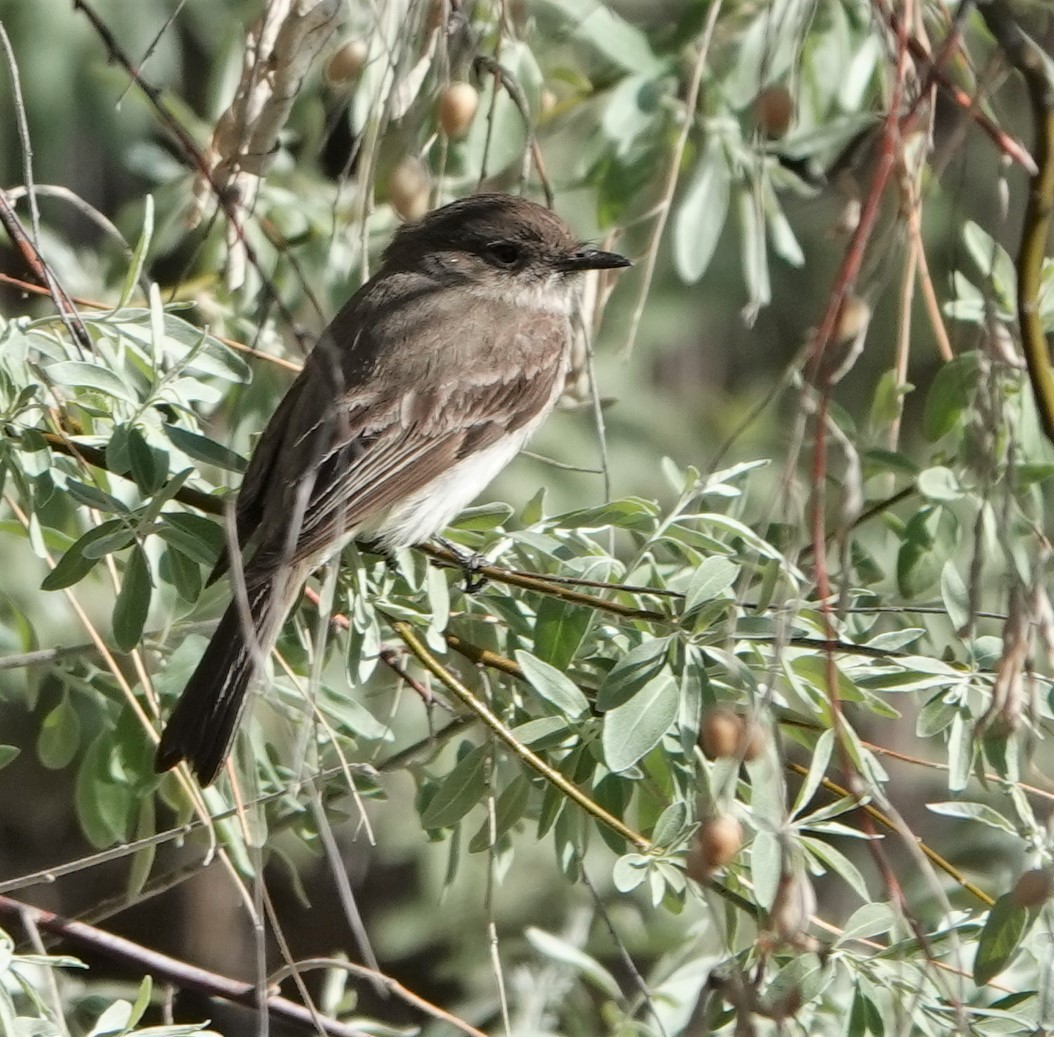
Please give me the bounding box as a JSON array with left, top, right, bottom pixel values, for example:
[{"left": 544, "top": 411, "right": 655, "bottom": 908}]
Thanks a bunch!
[
  {"left": 687, "top": 815, "right": 743, "bottom": 880},
  {"left": 699, "top": 707, "right": 767, "bottom": 762},
  {"left": 1012, "top": 868, "right": 1053, "bottom": 908},
  {"left": 754, "top": 85, "right": 794, "bottom": 139},
  {"left": 835, "top": 295, "right": 871, "bottom": 344},
  {"left": 699, "top": 707, "right": 744, "bottom": 759},
  {"left": 769, "top": 869, "right": 817, "bottom": 943},
  {"left": 325, "top": 40, "right": 368, "bottom": 86},
  {"left": 438, "top": 82, "right": 479, "bottom": 139},
  {"left": 389, "top": 158, "right": 430, "bottom": 221}
]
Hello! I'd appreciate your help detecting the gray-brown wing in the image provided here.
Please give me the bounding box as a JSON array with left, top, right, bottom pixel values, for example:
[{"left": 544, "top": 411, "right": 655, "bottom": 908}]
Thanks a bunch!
[
  {"left": 214, "top": 271, "right": 396, "bottom": 578},
  {"left": 247, "top": 314, "right": 573, "bottom": 569},
  {"left": 249, "top": 349, "right": 566, "bottom": 574},
  {"left": 206, "top": 376, "right": 309, "bottom": 583}
]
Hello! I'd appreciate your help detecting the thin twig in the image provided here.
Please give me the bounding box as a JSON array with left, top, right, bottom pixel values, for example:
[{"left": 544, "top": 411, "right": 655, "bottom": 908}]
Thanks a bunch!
[
  {"left": 786, "top": 763, "right": 994, "bottom": 908},
  {"left": 4, "top": 184, "right": 133, "bottom": 258},
  {"left": 0, "top": 895, "right": 368, "bottom": 1037},
  {"left": 423, "top": 544, "right": 669, "bottom": 624},
  {"left": 28, "top": 425, "right": 676, "bottom": 625},
  {"left": 878, "top": 0, "right": 1036, "bottom": 173},
  {"left": 0, "top": 22, "right": 92, "bottom": 357},
  {"left": 0, "top": 272, "right": 303, "bottom": 371},
  {"left": 388, "top": 616, "right": 651, "bottom": 850},
  {"left": 36, "top": 431, "right": 225, "bottom": 515},
  {"left": 621, "top": 0, "right": 723, "bottom": 359},
  {"left": 473, "top": 55, "right": 554, "bottom": 208},
  {"left": 579, "top": 866, "right": 666, "bottom": 1036},
  {"left": 0, "top": 718, "right": 468, "bottom": 899},
  {"left": 69, "top": 0, "right": 309, "bottom": 334},
  {"left": 978, "top": 2, "right": 1054, "bottom": 445},
  {"left": 269, "top": 957, "right": 489, "bottom": 1037}
]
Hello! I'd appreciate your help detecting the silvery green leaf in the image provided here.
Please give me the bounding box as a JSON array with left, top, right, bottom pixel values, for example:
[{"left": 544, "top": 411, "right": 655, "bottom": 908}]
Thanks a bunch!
[
  {"left": 420, "top": 746, "right": 488, "bottom": 829},
  {"left": 602, "top": 672, "right": 678, "bottom": 772},
  {"left": 800, "top": 835, "right": 870, "bottom": 901},
  {"left": 534, "top": 0, "right": 661, "bottom": 74},
  {"left": 940, "top": 561, "right": 970, "bottom": 631},
  {"left": 683, "top": 556, "right": 738, "bottom": 615},
  {"left": 525, "top": 927, "right": 622, "bottom": 998},
  {"left": 515, "top": 649, "right": 590, "bottom": 718},
  {"left": 674, "top": 137, "right": 730, "bottom": 285},
  {"left": 927, "top": 801, "right": 1018, "bottom": 835}
]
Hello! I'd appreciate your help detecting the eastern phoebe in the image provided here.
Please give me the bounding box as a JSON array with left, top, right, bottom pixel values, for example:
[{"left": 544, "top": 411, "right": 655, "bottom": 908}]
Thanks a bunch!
[{"left": 155, "top": 193, "right": 630, "bottom": 785}]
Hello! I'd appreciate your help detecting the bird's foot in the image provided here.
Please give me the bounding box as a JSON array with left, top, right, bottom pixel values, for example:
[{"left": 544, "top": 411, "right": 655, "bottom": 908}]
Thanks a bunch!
[{"left": 433, "top": 536, "right": 489, "bottom": 593}]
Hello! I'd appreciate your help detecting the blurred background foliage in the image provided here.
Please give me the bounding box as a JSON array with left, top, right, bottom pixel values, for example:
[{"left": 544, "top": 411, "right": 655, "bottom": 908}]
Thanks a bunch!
[{"left": 2, "top": 1, "right": 1054, "bottom": 1035}]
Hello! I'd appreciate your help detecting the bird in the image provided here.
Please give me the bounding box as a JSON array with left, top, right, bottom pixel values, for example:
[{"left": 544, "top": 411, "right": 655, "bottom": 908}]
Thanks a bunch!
[{"left": 155, "top": 192, "right": 630, "bottom": 785}]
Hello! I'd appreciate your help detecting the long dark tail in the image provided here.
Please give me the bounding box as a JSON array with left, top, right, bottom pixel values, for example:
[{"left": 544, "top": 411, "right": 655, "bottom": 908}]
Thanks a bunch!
[{"left": 155, "top": 580, "right": 275, "bottom": 786}]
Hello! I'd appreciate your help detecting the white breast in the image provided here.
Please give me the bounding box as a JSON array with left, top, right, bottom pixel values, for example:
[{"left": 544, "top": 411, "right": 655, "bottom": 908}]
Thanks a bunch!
[{"left": 363, "top": 364, "right": 567, "bottom": 550}]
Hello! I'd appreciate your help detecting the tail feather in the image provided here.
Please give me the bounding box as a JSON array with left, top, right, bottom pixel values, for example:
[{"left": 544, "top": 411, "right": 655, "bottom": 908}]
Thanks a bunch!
[{"left": 155, "top": 581, "right": 274, "bottom": 785}]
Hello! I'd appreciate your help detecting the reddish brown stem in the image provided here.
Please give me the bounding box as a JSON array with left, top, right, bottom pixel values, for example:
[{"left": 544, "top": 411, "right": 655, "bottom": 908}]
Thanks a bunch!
[{"left": 0, "top": 894, "right": 368, "bottom": 1037}]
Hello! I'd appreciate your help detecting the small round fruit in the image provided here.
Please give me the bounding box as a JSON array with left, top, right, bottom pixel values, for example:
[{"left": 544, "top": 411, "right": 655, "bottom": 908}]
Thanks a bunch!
[
  {"left": 687, "top": 815, "right": 743, "bottom": 881},
  {"left": 754, "top": 84, "right": 794, "bottom": 139},
  {"left": 325, "top": 40, "right": 368, "bottom": 85},
  {"left": 770, "top": 869, "right": 817, "bottom": 942},
  {"left": 1012, "top": 868, "right": 1053, "bottom": 908},
  {"left": 699, "top": 707, "right": 767, "bottom": 762},
  {"left": 699, "top": 707, "right": 744, "bottom": 759},
  {"left": 438, "top": 82, "right": 479, "bottom": 139},
  {"left": 389, "top": 158, "right": 430, "bottom": 221},
  {"left": 835, "top": 295, "right": 871, "bottom": 344}
]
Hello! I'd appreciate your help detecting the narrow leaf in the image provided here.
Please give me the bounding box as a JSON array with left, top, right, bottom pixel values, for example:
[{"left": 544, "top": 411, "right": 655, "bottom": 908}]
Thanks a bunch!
[
  {"left": 158, "top": 512, "right": 225, "bottom": 566},
  {"left": 515, "top": 650, "right": 590, "bottom": 718},
  {"left": 47, "top": 361, "right": 138, "bottom": 402},
  {"left": 112, "top": 546, "right": 152, "bottom": 651},
  {"left": 532, "top": 597, "right": 590, "bottom": 671},
  {"left": 420, "top": 746, "right": 487, "bottom": 829},
  {"left": 37, "top": 692, "right": 81, "bottom": 770},
  {"left": 596, "top": 637, "right": 669, "bottom": 711},
  {"left": 674, "top": 138, "right": 730, "bottom": 284},
  {"left": 974, "top": 893, "right": 1029, "bottom": 985},
  {"left": 922, "top": 352, "right": 980, "bottom": 441},
  {"left": 683, "top": 555, "right": 739, "bottom": 615},
  {"left": 927, "top": 801, "right": 1018, "bottom": 835},
  {"left": 526, "top": 927, "right": 622, "bottom": 998},
  {"left": 118, "top": 194, "right": 153, "bottom": 308},
  {"left": 940, "top": 561, "right": 970, "bottom": 631},
  {"left": 602, "top": 673, "right": 679, "bottom": 771},
  {"left": 165, "top": 423, "right": 247, "bottom": 472},
  {"left": 41, "top": 519, "right": 126, "bottom": 590},
  {"left": 468, "top": 776, "right": 531, "bottom": 852}
]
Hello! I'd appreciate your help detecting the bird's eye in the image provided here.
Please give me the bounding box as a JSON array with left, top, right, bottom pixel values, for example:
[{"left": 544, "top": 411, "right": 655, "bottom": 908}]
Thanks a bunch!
[{"left": 485, "top": 241, "right": 523, "bottom": 267}]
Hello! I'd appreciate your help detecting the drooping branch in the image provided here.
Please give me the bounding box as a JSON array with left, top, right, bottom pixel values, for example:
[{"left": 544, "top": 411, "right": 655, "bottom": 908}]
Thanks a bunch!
[
  {"left": 978, "top": 2, "right": 1054, "bottom": 446},
  {"left": 0, "top": 894, "right": 369, "bottom": 1037}
]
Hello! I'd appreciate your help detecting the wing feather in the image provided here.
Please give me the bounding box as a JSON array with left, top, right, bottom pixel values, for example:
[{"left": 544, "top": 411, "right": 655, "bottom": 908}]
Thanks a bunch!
[{"left": 237, "top": 282, "right": 569, "bottom": 577}]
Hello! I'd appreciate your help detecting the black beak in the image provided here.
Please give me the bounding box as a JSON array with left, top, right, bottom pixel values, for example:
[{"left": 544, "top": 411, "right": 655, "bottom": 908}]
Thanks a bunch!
[{"left": 556, "top": 246, "right": 631, "bottom": 273}]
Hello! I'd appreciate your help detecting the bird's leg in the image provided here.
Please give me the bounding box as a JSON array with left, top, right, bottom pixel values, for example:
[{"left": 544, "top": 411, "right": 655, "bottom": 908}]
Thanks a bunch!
[
  {"left": 355, "top": 538, "right": 401, "bottom": 576},
  {"left": 433, "top": 536, "right": 489, "bottom": 593}
]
